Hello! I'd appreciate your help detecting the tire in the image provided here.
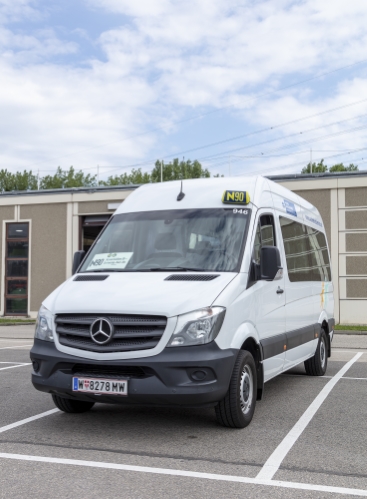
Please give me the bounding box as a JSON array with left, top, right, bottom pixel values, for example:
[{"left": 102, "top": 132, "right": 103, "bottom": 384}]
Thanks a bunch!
[
  {"left": 52, "top": 394, "right": 95, "bottom": 413},
  {"left": 304, "top": 329, "right": 328, "bottom": 376},
  {"left": 215, "top": 350, "right": 257, "bottom": 429}
]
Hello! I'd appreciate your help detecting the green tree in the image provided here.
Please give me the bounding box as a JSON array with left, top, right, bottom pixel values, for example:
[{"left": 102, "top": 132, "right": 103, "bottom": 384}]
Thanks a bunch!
[
  {"left": 301, "top": 159, "right": 328, "bottom": 174},
  {"left": 0, "top": 169, "right": 38, "bottom": 191},
  {"left": 40, "top": 166, "right": 96, "bottom": 189},
  {"left": 102, "top": 168, "right": 151, "bottom": 186},
  {"left": 301, "top": 160, "right": 359, "bottom": 174},
  {"left": 151, "top": 159, "right": 210, "bottom": 182},
  {"left": 329, "top": 163, "right": 359, "bottom": 172}
]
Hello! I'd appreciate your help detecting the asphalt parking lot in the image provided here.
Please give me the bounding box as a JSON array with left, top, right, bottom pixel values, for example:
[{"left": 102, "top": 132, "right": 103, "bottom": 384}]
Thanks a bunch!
[{"left": 0, "top": 326, "right": 366, "bottom": 498}]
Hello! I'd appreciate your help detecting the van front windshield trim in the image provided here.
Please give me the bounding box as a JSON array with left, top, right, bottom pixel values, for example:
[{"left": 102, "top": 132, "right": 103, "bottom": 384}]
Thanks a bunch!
[{"left": 79, "top": 208, "right": 251, "bottom": 273}]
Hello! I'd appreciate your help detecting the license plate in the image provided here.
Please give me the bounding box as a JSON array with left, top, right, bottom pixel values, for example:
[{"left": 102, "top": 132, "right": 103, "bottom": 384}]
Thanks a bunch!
[{"left": 72, "top": 377, "right": 128, "bottom": 396}]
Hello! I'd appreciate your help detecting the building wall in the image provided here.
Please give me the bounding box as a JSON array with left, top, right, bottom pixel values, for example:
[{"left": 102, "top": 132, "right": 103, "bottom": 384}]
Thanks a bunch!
[
  {"left": 339, "top": 185, "right": 367, "bottom": 324},
  {"left": 78, "top": 200, "right": 122, "bottom": 214},
  {"left": 20, "top": 204, "right": 67, "bottom": 312},
  {"left": 0, "top": 206, "right": 16, "bottom": 315},
  {"left": 293, "top": 189, "right": 331, "bottom": 245},
  {"left": 0, "top": 189, "right": 132, "bottom": 317},
  {"left": 1, "top": 179, "right": 367, "bottom": 324}
]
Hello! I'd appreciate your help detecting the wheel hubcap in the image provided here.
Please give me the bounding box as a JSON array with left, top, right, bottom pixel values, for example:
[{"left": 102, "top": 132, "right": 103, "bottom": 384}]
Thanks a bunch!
[
  {"left": 320, "top": 338, "right": 326, "bottom": 369},
  {"left": 240, "top": 365, "right": 253, "bottom": 415}
]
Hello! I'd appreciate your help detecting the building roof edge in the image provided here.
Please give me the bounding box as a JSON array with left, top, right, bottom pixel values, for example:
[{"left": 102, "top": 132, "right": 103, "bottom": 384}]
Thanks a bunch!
[
  {"left": 0, "top": 184, "right": 140, "bottom": 197},
  {"left": 267, "top": 170, "right": 367, "bottom": 182}
]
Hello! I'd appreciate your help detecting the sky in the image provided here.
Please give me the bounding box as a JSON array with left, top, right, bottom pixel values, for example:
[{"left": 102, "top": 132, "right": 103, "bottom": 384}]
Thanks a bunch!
[{"left": 1, "top": 0, "right": 367, "bottom": 180}]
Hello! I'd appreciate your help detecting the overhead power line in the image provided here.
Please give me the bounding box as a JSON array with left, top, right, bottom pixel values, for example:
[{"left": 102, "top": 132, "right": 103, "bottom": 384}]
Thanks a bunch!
[
  {"left": 209, "top": 123, "right": 367, "bottom": 173},
  {"left": 196, "top": 114, "right": 367, "bottom": 165},
  {"left": 91, "top": 98, "right": 367, "bottom": 177},
  {"left": 233, "top": 146, "right": 367, "bottom": 177},
  {"left": 24, "top": 57, "right": 367, "bottom": 171}
]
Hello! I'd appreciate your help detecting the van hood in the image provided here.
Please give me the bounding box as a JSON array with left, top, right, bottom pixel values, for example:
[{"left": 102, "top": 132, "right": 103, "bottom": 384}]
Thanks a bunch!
[{"left": 44, "top": 272, "right": 237, "bottom": 318}]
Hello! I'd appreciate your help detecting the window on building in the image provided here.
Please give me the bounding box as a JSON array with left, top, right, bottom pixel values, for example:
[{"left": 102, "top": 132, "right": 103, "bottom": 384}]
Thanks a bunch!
[
  {"left": 5, "top": 223, "right": 29, "bottom": 315},
  {"left": 81, "top": 216, "right": 111, "bottom": 253},
  {"left": 280, "top": 217, "right": 331, "bottom": 282}
]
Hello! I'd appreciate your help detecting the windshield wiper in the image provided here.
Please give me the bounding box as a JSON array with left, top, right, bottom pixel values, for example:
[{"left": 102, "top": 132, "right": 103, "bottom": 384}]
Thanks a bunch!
[{"left": 81, "top": 269, "right": 129, "bottom": 273}]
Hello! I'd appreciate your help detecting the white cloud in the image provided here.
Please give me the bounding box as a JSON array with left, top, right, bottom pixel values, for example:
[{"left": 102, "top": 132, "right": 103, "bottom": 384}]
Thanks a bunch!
[
  {"left": 1, "top": 0, "right": 367, "bottom": 177},
  {"left": 94, "top": 0, "right": 367, "bottom": 108},
  {"left": 0, "top": 0, "right": 40, "bottom": 23}
]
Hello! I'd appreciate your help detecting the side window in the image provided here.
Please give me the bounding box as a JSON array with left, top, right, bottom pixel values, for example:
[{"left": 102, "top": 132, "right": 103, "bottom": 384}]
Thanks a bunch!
[
  {"left": 249, "top": 215, "right": 276, "bottom": 284},
  {"left": 253, "top": 223, "right": 262, "bottom": 264},
  {"left": 307, "top": 227, "right": 332, "bottom": 281},
  {"left": 252, "top": 214, "right": 276, "bottom": 264},
  {"left": 280, "top": 217, "right": 331, "bottom": 282}
]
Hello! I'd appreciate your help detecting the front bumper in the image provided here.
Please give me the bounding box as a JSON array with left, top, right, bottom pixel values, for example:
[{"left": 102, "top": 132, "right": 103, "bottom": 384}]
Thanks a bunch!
[{"left": 30, "top": 339, "right": 238, "bottom": 407}]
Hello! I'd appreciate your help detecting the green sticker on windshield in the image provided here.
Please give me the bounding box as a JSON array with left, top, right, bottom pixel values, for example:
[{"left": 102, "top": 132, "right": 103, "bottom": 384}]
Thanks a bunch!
[{"left": 222, "top": 190, "right": 250, "bottom": 205}]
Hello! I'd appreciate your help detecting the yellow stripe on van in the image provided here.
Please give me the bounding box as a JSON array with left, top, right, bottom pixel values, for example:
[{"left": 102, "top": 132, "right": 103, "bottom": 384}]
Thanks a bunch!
[{"left": 222, "top": 190, "right": 250, "bottom": 205}]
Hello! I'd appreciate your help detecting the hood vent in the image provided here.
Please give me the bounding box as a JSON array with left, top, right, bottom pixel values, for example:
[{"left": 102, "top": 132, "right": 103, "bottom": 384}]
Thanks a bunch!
[
  {"left": 74, "top": 275, "right": 109, "bottom": 281},
  {"left": 165, "top": 274, "right": 219, "bottom": 281}
]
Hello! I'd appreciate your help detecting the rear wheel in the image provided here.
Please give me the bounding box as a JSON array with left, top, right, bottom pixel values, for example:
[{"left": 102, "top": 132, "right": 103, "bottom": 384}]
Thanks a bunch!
[
  {"left": 304, "top": 329, "right": 328, "bottom": 376},
  {"left": 215, "top": 350, "right": 257, "bottom": 428},
  {"left": 52, "top": 395, "right": 95, "bottom": 413}
]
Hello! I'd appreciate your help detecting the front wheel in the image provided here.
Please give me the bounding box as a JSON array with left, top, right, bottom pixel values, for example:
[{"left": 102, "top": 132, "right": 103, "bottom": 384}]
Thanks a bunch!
[
  {"left": 304, "top": 329, "right": 328, "bottom": 376},
  {"left": 52, "top": 395, "right": 95, "bottom": 413},
  {"left": 215, "top": 350, "right": 257, "bottom": 428}
]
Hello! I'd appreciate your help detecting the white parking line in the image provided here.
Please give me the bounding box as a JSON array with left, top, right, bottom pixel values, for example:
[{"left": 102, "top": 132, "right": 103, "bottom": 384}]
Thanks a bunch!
[
  {"left": 281, "top": 374, "right": 332, "bottom": 379},
  {"left": 342, "top": 376, "right": 367, "bottom": 380},
  {"left": 332, "top": 349, "right": 367, "bottom": 353},
  {"left": 0, "top": 362, "right": 30, "bottom": 364},
  {"left": 257, "top": 352, "right": 363, "bottom": 481},
  {"left": 282, "top": 375, "right": 367, "bottom": 380},
  {"left": 0, "top": 345, "right": 32, "bottom": 350},
  {"left": 0, "top": 409, "right": 59, "bottom": 434},
  {"left": 0, "top": 453, "right": 365, "bottom": 497},
  {"left": 0, "top": 364, "right": 31, "bottom": 371}
]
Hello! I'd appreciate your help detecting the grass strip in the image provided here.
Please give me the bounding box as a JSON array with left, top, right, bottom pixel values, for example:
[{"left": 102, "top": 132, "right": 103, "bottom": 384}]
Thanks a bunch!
[
  {"left": 0, "top": 319, "right": 36, "bottom": 324},
  {"left": 335, "top": 324, "right": 367, "bottom": 331}
]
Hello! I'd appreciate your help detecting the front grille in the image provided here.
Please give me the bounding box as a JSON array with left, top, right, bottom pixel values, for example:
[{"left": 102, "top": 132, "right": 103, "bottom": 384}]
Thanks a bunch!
[
  {"left": 165, "top": 274, "right": 219, "bottom": 281},
  {"left": 56, "top": 314, "right": 167, "bottom": 353},
  {"left": 72, "top": 364, "right": 148, "bottom": 379}
]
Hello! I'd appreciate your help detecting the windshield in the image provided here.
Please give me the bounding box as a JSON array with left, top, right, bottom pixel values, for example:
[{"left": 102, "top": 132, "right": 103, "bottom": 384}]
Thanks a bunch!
[{"left": 80, "top": 208, "right": 251, "bottom": 273}]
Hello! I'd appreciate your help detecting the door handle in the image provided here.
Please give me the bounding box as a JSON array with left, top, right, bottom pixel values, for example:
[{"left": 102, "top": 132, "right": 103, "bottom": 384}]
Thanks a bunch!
[{"left": 276, "top": 288, "right": 284, "bottom": 294}]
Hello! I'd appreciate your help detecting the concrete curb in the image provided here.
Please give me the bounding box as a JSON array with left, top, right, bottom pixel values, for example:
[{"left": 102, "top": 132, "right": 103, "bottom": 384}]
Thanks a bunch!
[{"left": 0, "top": 323, "right": 35, "bottom": 326}]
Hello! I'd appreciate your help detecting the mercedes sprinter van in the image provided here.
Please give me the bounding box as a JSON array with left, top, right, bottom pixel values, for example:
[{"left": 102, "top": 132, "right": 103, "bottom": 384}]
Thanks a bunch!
[{"left": 31, "top": 176, "right": 335, "bottom": 428}]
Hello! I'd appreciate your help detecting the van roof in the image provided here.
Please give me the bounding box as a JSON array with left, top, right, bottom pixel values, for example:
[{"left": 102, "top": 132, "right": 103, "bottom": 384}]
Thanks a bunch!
[{"left": 115, "top": 175, "right": 325, "bottom": 233}]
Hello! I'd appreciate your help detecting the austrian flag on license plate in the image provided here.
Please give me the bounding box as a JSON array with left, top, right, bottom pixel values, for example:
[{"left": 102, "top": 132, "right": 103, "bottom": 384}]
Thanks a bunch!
[{"left": 73, "top": 377, "right": 128, "bottom": 396}]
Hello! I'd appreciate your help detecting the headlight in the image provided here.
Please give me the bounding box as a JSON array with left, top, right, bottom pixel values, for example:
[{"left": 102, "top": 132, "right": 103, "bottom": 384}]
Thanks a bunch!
[
  {"left": 35, "top": 305, "right": 54, "bottom": 342},
  {"left": 167, "top": 307, "right": 225, "bottom": 347}
]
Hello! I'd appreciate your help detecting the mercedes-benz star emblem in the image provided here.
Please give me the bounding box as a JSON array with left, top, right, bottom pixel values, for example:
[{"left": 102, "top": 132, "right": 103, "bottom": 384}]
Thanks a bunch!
[{"left": 90, "top": 318, "right": 114, "bottom": 345}]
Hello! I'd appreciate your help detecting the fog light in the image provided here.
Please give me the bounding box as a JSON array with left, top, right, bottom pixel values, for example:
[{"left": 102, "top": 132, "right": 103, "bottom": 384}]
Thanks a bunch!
[
  {"left": 191, "top": 370, "right": 207, "bottom": 381},
  {"left": 32, "top": 360, "right": 40, "bottom": 373}
]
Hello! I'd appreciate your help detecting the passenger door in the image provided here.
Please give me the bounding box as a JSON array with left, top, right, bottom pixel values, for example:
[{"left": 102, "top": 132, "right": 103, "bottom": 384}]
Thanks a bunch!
[
  {"left": 249, "top": 212, "right": 286, "bottom": 381},
  {"left": 279, "top": 217, "right": 319, "bottom": 370}
]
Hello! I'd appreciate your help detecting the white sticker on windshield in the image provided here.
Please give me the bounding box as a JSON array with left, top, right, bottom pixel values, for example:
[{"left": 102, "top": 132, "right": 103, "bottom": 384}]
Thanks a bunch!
[{"left": 86, "top": 252, "right": 133, "bottom": 270}]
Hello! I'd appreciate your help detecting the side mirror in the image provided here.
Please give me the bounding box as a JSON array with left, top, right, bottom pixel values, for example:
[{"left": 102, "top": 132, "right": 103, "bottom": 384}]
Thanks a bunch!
[
  {"left": 72, "top": 250, "right": 86, "bottom": 275},
  {"left": 260, "top": 246, "right": 282, "bottom": 281}
]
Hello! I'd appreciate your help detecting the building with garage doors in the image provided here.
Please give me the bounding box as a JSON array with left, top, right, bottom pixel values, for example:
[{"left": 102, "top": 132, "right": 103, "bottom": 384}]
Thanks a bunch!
[{"left": 0, "top": 171, "right": 366, "bottom": 324}]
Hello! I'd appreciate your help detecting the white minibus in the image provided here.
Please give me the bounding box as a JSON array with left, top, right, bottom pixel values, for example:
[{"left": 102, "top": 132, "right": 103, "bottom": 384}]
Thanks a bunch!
[{"left": 31, "top": 176, "right": 334, "bottom": 428}]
